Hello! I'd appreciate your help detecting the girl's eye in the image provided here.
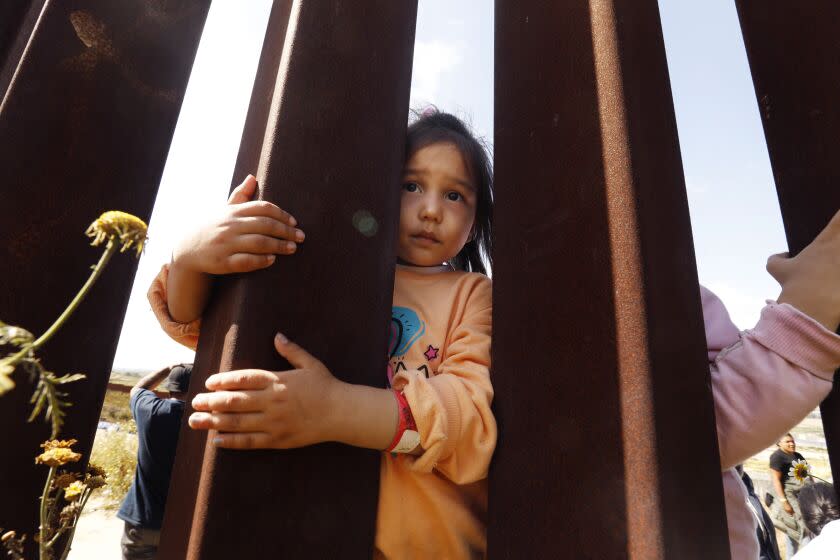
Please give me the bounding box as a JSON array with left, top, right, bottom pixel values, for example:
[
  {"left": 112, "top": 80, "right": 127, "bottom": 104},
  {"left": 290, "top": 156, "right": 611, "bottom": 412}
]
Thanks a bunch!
[
  {"left": 446, "top": 191, "right": 463, "bottom": 202},
  {"left": 403, "top": 182, "right": 419, "bottom": 193}
]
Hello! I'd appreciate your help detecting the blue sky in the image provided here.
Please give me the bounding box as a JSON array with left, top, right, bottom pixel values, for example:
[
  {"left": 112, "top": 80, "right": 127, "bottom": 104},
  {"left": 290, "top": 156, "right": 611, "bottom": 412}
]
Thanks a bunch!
[{"left": 113, "top": 0, "right": 786, "bottom": 370}]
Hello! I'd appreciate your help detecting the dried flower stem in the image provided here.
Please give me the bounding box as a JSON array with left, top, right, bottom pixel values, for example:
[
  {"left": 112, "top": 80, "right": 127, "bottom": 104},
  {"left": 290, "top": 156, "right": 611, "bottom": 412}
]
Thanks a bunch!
[
  {"left": 39, "top": 466, "right": 56, "bottom": 559},
  {"left": 46, "top": 518, "right": 70, "bottom": 549},
  {"left": 2, "top": 211, "right": 141, "bottom": 560},
  {"left": 39, "top": 473, "right": 93, "bottom": 559},
  {"left": 56, "top": 488, "right": 92, "bottom": 560},
  {"left": 16, "top": 232, "right": 114, "bottom": 559}
]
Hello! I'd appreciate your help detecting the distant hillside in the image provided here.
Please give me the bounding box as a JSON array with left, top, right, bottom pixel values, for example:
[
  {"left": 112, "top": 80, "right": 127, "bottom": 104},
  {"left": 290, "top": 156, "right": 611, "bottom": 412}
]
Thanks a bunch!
[{"left": 109, "top": 369, "right": 149, "bottom": 385}]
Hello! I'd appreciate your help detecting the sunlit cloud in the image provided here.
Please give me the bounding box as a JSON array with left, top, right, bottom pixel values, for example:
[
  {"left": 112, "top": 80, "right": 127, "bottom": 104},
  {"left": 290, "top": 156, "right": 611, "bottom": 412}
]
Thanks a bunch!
[{"left": 410, "top": 40, "right": 465, "bottom": 105}]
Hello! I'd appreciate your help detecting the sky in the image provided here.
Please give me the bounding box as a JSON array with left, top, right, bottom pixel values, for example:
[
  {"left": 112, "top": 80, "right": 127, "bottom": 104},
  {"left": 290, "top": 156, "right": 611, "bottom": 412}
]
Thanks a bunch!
[{"left": 113, "top": 0, "right": 786, "bottom": 371}]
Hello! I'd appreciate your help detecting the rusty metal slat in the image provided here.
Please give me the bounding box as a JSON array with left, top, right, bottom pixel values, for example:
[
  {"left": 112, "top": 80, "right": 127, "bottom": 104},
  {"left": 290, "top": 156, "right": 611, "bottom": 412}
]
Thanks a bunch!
[
  {"left": 0, "top": 0, "right": 42, "bottom": 67},
  {"left": 158, "top": 2, "right": 418, "bottom": 558},
  {"left": 0, "top": 0, "right": 33, "bottom": 58},
  {"left": 228, "top": 0, "right": 294, "bottom": 187},
  {"left": 736, "top": 1, "right": 840, "bottom": 487},
  {"left": 156, "top": 4, "right": 294, "bottom": 557},
  {"left": 488, "top": 1, "right": 730, "bottom": 558},
  {"left": 0, "top": 1, "right": 210, "bottom": 556},
  {"left": 0, "top": 0, "right": 47, "bottom": 100}
]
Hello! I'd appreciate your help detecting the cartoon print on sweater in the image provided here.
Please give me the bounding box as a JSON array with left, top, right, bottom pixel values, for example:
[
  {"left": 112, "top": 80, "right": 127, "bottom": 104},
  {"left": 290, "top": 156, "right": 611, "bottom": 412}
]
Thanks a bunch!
[{"left": 388, "top": 306, "right": 438, "bottom": 386}]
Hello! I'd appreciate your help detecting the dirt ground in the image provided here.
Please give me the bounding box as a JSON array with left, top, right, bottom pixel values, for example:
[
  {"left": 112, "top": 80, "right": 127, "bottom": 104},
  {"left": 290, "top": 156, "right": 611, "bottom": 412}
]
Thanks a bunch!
[{"left": 66, "top": 497, "right": 123, "bottom": 560}]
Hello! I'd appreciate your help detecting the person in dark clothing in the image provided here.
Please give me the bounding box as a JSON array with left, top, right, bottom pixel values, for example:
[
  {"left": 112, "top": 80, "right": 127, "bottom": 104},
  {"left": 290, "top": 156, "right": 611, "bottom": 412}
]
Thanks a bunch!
[
  {"left": 769, "top": 433, "right": 809, "bottom": 556},
  {"left": 117, "top": 363, "right": 192, "bottom": 560},
  {"left": 738, "top": 465, "right": 781, "bottom": 560}
]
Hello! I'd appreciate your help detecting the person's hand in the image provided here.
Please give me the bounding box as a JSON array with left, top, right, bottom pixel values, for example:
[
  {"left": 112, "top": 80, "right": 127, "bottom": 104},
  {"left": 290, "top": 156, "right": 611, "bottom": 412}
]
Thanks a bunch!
[
  {"left": 767, "top": 208, "right": 840, "bottom": 332},
  {"left": 783, "top": 500, "right": 794, "bottom": 515},
  {"left": 188, "top": 333, "right": 344, "bottom": 449},
  {"left": 171, "top": 175, "right": 305, "bottom": 276}
]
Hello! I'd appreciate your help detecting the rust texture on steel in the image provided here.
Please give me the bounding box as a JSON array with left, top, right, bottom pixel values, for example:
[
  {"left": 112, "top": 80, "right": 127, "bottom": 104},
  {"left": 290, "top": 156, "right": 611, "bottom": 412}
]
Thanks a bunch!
[
  {"left": 0, "top": 0, "right": 47, "bottom": 99},
  {"left": 158, "top": 2, "right": 418, "bottom": 559},
  {"left": 157, "top": 3, "right": 294, "bottom": 556},
  {"left": 736, "top": 1, "right": 840, "bottom": 487},
  {"left": 0, "top": 0, "right": 210, "bottom": 553},
  {"left": 488, "top": 1, "right": 729, "bottom": 558},
  {"left": 0, "top": 0, "right": 33, "bottom": 59}
]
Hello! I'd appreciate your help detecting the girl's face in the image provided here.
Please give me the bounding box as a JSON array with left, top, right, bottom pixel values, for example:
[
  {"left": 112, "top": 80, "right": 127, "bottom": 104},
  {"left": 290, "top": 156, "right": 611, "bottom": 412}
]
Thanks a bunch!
[{"left": 397, "top": 142, "right": 476, "bottom": 267}]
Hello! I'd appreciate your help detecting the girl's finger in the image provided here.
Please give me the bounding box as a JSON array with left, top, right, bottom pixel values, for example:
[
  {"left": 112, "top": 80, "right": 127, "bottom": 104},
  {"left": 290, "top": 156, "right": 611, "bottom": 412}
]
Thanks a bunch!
[
  {"left": 234, "top": 234, "right": 297, "bottom": 256},
  {"left": 192, "top": 389, "right": 268, "bottom": 412},
  {"left": 235, "top": 216, "right": 305, "bottom": 243},
  {"left": 188, "top": 411, "right": 266, "bottom": 432},
  {"left": 211, "top": 432, "right": 274, "bottom": 449},
  {"left": 205, "top": 370, "right": 278, "bottom": 391},
  {"left": 225, "top": 252, "right": 276, "bottom": 273},
  {"left": 227, "top": 174, "right": 258, "bottom": 205},
  {"left": 766, "top": 252, "right": 791, "bottom": 283},
  {"left": 232, "top": 200, "right": 297, "bottom": 227},
  {"left": 273, "top": 333, "right": 321, "bottom": 370}
]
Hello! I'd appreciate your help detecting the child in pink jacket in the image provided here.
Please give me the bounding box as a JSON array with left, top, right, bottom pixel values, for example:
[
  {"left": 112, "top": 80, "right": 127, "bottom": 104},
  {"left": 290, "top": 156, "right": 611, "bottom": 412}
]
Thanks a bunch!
[{"left": 704, "top": 212, "right": 840, "bottom": 559}]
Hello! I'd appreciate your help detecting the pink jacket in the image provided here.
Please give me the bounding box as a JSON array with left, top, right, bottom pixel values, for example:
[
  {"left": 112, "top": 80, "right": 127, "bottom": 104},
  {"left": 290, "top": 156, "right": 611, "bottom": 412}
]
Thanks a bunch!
[{"left": 702, "top": 286, "right": 840, "bottom": 559}]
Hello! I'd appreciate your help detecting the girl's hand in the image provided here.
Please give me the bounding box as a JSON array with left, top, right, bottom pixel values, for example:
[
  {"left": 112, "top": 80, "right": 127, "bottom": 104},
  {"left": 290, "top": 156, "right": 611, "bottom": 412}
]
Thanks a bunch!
[
  {"left": 188, "top": 333, "right": 344, "bottom": 449},
  {"left": 172, "top": 175, "right": 305, "bottom": 276},
  {"left": 767, "top": 208, "right": 840, "bottom": 332}
]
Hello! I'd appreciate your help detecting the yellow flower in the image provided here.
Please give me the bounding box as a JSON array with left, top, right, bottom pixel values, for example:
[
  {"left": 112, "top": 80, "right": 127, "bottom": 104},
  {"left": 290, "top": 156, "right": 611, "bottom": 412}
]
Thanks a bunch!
[
  {"left": 36, "top": 448, "right": 82, "bottom": 467},
  {"left": 789, "top": 459, "right": 811, "bottom": 483},
  {"left": 35, "top": 439, "right": 82, "bottom": 467},
  {"left": 85, "top": 211, "right": 148, "bottom": 257},
  {"left": 41, "top": 439, "right": 78, "bottom": 451},
  {"left": 63, "top": 481, "right": 86, "bottom": 501}
]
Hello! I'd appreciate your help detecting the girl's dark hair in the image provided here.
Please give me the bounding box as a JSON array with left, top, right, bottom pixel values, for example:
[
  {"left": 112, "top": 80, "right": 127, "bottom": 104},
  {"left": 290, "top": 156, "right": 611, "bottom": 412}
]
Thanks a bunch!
[
  {"left": 798, "top": 482, "right": 840, "bottom": 536},
  {"left": 405, "top": 108, "right": 493, "bottom": 275}
]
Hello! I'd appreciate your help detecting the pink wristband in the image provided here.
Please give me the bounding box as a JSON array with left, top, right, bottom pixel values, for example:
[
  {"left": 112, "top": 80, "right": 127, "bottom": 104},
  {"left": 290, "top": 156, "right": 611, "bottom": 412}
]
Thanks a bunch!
[{"left": 387, "top": 390, "right": 420, "bottom": 454}]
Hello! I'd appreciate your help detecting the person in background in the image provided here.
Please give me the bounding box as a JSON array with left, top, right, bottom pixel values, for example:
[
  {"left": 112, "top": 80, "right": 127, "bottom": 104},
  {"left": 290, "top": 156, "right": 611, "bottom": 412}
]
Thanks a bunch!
[
  {"left": 700, "top": 204, "right": 840, "bottom": 559},
  {"left": 117, "top": 363, "right": 192, "bottom": 560},
  {"left": 792, "top": 482, "right": 840, "bottom": 559},
  {"left": 769, "top": 433, "right": 808, "bottom": 556}
]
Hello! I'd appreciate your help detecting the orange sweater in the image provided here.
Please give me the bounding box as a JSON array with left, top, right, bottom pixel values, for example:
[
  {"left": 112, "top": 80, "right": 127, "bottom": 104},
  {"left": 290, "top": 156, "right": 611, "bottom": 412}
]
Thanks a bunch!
[{"left": 148, "top": 263, "right": 496, "bottom": 559}]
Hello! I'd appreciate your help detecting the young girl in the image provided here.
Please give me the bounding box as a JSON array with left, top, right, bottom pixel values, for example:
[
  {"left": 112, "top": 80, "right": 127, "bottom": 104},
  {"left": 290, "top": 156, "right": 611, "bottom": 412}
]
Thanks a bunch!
[
  {"left": 148, "top": 110, "right": 496, "bottom": 558},
  {"left": 151, "top": 106, "right": 840, "bottom": 558}
]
